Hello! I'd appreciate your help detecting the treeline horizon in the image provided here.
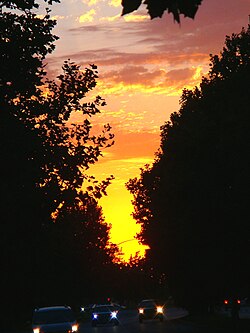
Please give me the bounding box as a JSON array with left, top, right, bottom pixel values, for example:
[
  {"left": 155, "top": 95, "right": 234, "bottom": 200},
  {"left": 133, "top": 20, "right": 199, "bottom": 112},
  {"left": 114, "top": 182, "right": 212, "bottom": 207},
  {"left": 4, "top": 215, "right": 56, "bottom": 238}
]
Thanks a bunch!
[{"left": 1, "top": 0, "right": 249, "bottom": 329}]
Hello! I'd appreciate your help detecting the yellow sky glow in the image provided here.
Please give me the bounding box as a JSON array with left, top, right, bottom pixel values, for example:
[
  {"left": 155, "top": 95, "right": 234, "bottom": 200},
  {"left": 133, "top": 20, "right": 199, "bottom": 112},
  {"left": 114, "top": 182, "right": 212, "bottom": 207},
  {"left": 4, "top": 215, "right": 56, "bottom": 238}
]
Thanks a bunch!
[{"left": 46, "top": 0, "right": 249, "bottom": 261}]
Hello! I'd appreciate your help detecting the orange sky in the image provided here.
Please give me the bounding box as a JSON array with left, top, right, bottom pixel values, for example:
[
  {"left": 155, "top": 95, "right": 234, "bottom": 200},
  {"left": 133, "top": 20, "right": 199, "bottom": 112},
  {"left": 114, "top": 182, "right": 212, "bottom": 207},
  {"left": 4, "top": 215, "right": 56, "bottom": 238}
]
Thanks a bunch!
[{"left": 44, "top": 0, "right": 249, "bottom": 261}]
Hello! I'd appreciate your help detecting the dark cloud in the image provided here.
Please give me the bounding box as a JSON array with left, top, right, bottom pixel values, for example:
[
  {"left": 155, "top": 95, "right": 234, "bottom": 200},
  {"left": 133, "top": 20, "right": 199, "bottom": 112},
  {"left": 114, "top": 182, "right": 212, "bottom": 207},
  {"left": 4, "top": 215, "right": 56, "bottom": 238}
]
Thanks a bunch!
[
  {"left": 101, "top": 65, "right": 164, "bottom": 85},
  {"left": 46, "top": 0, "right": 248, "bottom": 87},
  {"left": 48, "top": 47, "right": 208, "bottom": 68},
  {"left": 69, "top": 25, "right": 102, "bottom": 32},
  {"left": 166, "top": 67, "right": 196, "bottom": 82}
]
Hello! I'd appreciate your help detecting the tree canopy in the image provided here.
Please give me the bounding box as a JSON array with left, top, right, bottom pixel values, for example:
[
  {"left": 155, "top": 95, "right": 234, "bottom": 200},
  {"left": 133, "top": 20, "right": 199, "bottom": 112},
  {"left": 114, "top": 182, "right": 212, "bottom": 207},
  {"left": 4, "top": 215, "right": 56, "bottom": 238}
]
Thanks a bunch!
[
  {"left": 1, "top": 0, "right": 119, "bottom": 326},
  {"left": 127, "top": 26, "right": 250, "bottom": 309},
  {"left": 121, "top": 0, "right": 203, "bottom": 23}
]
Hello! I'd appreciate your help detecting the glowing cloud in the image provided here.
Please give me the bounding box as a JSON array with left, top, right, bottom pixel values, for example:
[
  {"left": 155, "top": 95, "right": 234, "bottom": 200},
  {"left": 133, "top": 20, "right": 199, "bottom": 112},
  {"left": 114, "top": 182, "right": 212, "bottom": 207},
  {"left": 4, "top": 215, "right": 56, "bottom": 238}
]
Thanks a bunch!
[
  {"left": 123, "top": 14, "right": 148, "bottom": 22},
  {"left": 82, "top": 0, "right": 100, "bottom": 6},
  {"left": 108, "top": 0, "right": 121, "bottom": 8},
  {"left": 51, "top": 15, "right": 65, "bottom": 20},
  {"left": 99, "top": 14, "right": 121, "bottom": 22},
  {"left": 95, "top": 64, "right": 204, "bottom": 97},
  {"left": 78, "top": 9, "right": 96, "bottom": 22}
]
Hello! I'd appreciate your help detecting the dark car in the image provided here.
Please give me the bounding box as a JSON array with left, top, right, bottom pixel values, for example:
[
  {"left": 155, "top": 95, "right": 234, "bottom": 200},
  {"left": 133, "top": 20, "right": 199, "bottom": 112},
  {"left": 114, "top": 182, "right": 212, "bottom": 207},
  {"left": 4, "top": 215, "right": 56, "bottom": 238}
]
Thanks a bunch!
[
  {"left": 138, "top": 299, "right": 164, "bottom": 323},
  {"left": 32, "top": 306, "right": 78, "bottom": 333},
  {"left": 91, "top": 304, "right": 119, "bottom": 326},
  {"left": 79, "top": 304, "right": 95, "bottom": 321},
  {"left": 223, "top": 298, "right": 242, "bottom": 318}
]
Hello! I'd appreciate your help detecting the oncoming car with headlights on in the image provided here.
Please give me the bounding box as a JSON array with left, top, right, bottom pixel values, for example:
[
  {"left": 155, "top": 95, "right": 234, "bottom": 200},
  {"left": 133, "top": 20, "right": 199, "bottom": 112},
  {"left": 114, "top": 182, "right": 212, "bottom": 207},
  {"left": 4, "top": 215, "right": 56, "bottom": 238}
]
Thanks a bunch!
[
  {"left": 138, "top": 299, "right": 164, "bottom": 323},
  {"left": 32, "top": 306, "right": 78, "bottom": 333},
  {"left": 91, "top": 304, "right": 119, "bottom": 326}
]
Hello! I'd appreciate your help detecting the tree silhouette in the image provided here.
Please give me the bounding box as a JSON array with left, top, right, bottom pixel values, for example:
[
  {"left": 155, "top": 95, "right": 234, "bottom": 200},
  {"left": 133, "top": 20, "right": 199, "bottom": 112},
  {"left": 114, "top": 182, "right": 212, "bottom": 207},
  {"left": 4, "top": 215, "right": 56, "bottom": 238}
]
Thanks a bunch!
[
  {"left": 1, "top": 1, "right": 116, "bottom": 327},
  {"left": 18, "top": 60, "right": 115, "bottom": 216},
  {"left": 127, "top": 26, "right": 250, "bottom": 309},
  {"left": 121, "top": 0, "right": 203, "bottom": 23},
  {"left": 0, "top": 0, "right": 59, "bottom": 103},
  {"left": 35, "top": 197, "right": 117, "bottom": 306}
]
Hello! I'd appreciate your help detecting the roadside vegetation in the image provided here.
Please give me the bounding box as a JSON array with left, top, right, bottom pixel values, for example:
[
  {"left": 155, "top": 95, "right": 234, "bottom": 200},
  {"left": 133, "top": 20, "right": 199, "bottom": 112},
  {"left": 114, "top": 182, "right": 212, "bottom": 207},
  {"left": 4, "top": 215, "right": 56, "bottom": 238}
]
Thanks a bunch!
[
  {"left": 1, "top": 0, "right": 249, "bottom": 330},
  {"left": 127, "top": 26, "right": 250, "bottom": 310}
]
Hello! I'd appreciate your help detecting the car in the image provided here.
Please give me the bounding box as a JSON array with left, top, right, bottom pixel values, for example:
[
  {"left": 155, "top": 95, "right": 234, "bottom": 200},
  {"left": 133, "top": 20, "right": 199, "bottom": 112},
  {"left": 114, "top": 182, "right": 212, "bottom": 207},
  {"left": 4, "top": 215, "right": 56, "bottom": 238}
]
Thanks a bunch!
[
  {"left": 91, "top": 304, "right": 119, "bottom": 326},
  {"left": 79, "top": 304, "right": 95, "bottom": 320},
  {"left": 112, "top": 303, "right": 126, "bottom": 311},
  {"left": 138, "top": 299, "right": 164, "bottom": 323},
  {"left": 32, "top": 306, "right": 79, "bottom": 333}
]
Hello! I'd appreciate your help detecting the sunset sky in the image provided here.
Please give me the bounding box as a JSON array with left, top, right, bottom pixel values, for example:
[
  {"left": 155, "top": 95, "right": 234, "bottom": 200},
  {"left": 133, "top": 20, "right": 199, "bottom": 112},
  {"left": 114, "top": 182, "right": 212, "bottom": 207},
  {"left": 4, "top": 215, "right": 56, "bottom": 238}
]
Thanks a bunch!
[{"left": 43, "top": 0, "right": 249, "bottom": 261}]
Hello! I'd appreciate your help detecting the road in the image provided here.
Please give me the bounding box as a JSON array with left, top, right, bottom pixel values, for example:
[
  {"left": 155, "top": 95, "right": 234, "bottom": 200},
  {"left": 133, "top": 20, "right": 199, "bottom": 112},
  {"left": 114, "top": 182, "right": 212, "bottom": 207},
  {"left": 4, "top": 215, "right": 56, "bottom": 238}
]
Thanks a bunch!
[
  {"left": 78, "top": 308, "right": 200, "bottom": 333},
  {"left": 8, "top": 306, "right": 250, "bottom": 333},
  {"left": 216, "top": 305, "right": 250, "bottom": 319}
]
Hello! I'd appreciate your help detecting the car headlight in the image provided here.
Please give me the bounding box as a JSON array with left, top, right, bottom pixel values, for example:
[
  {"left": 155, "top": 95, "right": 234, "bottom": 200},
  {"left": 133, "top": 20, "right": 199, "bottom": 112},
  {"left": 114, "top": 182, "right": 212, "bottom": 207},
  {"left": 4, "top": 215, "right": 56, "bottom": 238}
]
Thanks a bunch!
[
  {"left": 111, "top": 311, "right": 117, "bottom": 318},
  {"left": 33, "top": 328, "right": 40, "bottom": 333},
  {"left": 93, "top": 313, "right": 98, "bottom": 319},
  {"left": 139, "top": 308, "right": 144, "bottom": 314},
  {"left": 157, "top": 306, "right": 163, "bottom": 314},
  {"left": 72, "top": 324, "right": 78, "bottom": 332}
]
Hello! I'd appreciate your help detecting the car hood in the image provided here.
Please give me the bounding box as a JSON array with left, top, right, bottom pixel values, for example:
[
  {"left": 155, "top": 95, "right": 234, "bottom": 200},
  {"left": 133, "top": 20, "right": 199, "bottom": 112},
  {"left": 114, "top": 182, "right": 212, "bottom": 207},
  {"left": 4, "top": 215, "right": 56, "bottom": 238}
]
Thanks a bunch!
[{"left": 36, "top": 322, "right": 73, "bottom": 332}]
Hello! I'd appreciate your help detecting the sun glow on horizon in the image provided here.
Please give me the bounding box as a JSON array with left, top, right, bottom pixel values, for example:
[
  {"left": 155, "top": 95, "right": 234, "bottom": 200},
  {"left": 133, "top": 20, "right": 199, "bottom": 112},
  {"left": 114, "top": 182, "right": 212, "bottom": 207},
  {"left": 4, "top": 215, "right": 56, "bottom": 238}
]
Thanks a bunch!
[
  {"left": 88, "top": 148, "right": 154, "bottom": 262},
  {"left": 99, "top": 180, "right": 149, "bottom": 262},
  {"left": 45, "top": 0, "right": 249, "bottom": 262}
]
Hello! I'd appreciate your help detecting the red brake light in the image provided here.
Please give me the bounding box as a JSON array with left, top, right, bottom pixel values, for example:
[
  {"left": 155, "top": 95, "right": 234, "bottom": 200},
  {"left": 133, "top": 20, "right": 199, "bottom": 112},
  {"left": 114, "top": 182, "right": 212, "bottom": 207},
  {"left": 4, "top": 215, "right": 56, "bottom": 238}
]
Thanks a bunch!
[
  {"left": 237, "top": 300, "right": 240, "bottom": 304},
  {"left": 224, "top": 300, "right": 228, "bottom": 304}
]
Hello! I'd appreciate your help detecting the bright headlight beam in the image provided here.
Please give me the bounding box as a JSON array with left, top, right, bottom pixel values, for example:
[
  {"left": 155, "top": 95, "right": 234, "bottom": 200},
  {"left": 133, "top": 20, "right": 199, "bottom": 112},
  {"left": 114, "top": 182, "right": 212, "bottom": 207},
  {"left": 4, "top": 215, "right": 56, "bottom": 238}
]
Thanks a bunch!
[
  {"left": 157, "top": 306, "right": 163, "bottom": 313},
  {"left": 111, "top": 311, "right": 117, "bottom": 318},
  {"left": 72, "top": 324, "right": 78, "bottom": 332}
]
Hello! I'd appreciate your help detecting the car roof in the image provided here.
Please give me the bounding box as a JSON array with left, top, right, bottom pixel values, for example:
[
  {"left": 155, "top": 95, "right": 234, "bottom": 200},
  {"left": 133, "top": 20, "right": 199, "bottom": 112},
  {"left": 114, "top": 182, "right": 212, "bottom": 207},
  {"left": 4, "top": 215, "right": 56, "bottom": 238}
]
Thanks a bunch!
[
  {"left": 93, "top": 304, "right": 114, "bottom": 308},
  {"left": 34, "top": 306, "right": 72, "bottom": 312}
]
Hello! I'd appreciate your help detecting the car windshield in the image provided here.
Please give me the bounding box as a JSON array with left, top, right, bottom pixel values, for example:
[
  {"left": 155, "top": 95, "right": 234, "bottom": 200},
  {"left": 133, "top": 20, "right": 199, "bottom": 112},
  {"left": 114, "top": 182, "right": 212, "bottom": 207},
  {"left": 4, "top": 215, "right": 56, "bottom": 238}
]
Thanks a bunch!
[
  {"left": 33, "top": 309, "right": 75, "bottom": 324},
  {"left": 94, "top": 306, "right": 115, "bottom": 313},
  {"left": 139, "top": 301, "right": 155, "bottom": 307}
]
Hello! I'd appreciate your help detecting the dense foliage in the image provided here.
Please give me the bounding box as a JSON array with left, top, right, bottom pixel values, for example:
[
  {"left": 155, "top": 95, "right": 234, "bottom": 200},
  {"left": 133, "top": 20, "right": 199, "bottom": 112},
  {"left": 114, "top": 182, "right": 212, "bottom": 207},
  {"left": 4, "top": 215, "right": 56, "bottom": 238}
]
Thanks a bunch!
[
  {"left": 0, "top": 0, "right": 118, "bottom": 326},
  {"left": 121, "top": 0, "right": 203, "bottom": 23},
  {"left": 127, "top": 26, "right": 250, "bottom": 309}
]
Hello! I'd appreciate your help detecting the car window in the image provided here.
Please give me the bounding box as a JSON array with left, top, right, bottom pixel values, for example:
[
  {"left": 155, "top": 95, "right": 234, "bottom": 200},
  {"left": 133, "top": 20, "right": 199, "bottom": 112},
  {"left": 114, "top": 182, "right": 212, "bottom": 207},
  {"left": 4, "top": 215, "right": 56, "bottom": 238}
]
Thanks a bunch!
[
  {"left": 94, "top": 306, "right": 115, "bottom": 312},
  {"left": 33, "top": 309, "right": 75, "bottom": 324},
  {"left": 139, "top": 301, "right": 155, "bottom": 307}
]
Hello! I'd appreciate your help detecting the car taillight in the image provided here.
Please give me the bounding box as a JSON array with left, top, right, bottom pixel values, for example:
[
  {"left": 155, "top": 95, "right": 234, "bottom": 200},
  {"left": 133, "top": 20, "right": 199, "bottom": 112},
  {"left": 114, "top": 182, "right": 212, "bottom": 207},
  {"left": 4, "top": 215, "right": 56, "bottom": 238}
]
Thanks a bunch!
[
  {"left": 224, "top": 300, "right": 228, "bottom": 305},
  {"left": 237, "top": 300, "right": 241, "bottom": 304}
]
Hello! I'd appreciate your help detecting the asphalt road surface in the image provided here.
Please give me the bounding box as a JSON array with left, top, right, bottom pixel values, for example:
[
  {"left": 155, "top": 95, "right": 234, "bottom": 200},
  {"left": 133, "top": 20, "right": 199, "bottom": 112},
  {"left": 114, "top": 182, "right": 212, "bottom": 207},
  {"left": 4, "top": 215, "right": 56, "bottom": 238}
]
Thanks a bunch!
[
  {"left": 9, "top": 307, "right": 250, "bottom": 333},
  {"left": 79, "top": 308, "right": 201, "bottom": 333}
]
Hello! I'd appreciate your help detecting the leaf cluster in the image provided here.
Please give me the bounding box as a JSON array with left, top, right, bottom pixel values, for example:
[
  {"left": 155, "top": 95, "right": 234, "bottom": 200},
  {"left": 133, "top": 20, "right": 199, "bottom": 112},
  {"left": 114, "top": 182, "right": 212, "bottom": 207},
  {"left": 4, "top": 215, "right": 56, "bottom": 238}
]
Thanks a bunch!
[
  {"left": 0, "top": 0, "right": 59, "bottom": 11},
  {"left": 0, "top": 2, "right": 58, "bottom": 100},
  {"left": 121, "top": 0, "right": 203, "bottom": 23}
]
